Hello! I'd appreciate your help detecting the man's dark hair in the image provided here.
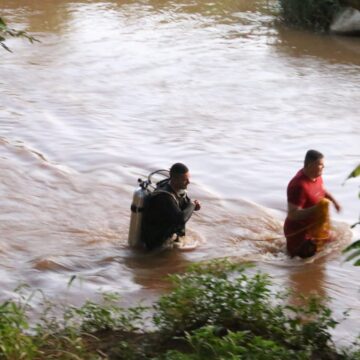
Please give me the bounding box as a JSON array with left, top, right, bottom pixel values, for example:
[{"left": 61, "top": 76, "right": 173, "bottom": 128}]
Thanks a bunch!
[
  {"left": 304, "top": 150, "right": 324, "bottom": 167},
  {"left": 170, "top": 163, "right": 189, "bottom": 178}
]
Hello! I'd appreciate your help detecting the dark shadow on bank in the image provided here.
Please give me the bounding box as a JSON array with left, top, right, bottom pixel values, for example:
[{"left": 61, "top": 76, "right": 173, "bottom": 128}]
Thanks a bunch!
[{"left": 274, "top": 22, "right": 360, "bottom": 65}]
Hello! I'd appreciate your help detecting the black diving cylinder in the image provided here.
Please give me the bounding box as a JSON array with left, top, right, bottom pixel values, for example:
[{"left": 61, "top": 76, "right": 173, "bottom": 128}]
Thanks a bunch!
[{"left": 128, "top": 179, "right": 150, "bottom": 247}]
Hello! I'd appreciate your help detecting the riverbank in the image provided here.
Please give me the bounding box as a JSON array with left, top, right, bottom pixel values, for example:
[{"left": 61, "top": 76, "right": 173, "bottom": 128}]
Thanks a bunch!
[
  {"left": 1, "top": 0, "right": 360, "bottom": 350},
  {"left": 279, "top": 0, "right": 360, "bottom": 33},
  {"left": 2, "top": 260, "right": 359, "bottom": 359}
]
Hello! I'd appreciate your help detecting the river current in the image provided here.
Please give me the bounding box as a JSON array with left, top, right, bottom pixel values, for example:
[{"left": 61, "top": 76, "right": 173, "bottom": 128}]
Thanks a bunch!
[{"left": 0, "top": 0, "right": 359, "bottom": 345}]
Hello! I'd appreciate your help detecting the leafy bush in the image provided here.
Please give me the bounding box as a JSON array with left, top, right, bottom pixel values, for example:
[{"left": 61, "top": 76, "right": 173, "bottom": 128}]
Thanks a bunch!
[
  {"left": 156, "top": 326, "right": 312, "bottom": 360},
  {"left": 65, "top": 292, "right": 147, "bottom": 333},
  {"left": 0, "top": 290, "right": 147, "bottom": 359},
  {"left": 154, "top": 260, "right": 272, "bottom": 334},
  {"left": 0, "top": 260, "right": 359, "bottom": 359},
  {"left": 0, "top": 300, "right": 36, "bottom": 359},
  {"left": 154, "top": 259, "right": 340, "bottom": 357}
]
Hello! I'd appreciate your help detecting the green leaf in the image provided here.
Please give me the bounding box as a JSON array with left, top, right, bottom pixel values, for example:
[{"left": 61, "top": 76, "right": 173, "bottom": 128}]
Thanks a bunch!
[
  {"left": 67, "top": 275, "right": 77, "bottom": 288},
  {"left": 343, "top": 239, "right": 360, "bottom": 253},
  {"left": 354, "top": 259, "right": 360, "bottom": 266},
  {"left": 0, "top": 16, "right": 39, "bottom": 52},
  {"left": 346, "top": 164, "right": 360, "bottom": 181},
  {"left": 0, "top": 42, "right": 12, "bottom": 52},
  {"left": 0, "top": 17, "right": 7, "bottom": 29},
  {"left": 345, "top": 249, "right": 360, "bottom": 262}
]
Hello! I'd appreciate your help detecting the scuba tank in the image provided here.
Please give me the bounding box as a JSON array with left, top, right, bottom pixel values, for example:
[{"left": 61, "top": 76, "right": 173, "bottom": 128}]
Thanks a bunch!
[
  {"left": 128, "top": 178, "right": 151, "bottom": 248},
  {"left": 128, "top": 170, "right": 169, "bottom": 248}
]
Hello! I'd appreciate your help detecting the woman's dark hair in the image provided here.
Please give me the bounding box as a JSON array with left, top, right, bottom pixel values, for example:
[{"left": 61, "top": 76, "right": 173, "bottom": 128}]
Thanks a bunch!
[
  {"left": 304, "top": 150, "right": 324, "bottom": 167},
  {"left": 170, "top": 163, "right": 189, "bottom": 178}
]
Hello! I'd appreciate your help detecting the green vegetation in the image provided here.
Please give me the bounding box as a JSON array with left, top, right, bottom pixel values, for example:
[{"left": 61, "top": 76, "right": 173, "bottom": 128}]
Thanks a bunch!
[
  {"left": 1, "top": 4, "right": 359, "bottom": 359},
  {"left": 343, "top": 164, "right": 360, "bottom": 266},
  {"left": 343, "top": 240, "right": 360, "bottom": 265},
  {"left": 0, "top": 16, "right": 38, "bottom": 52},
  {"left": 279, "top": 0, "right": 342, "bottom": 31},
  {"left": 0, "top": 260, "right": 359, "bottom": 359}
]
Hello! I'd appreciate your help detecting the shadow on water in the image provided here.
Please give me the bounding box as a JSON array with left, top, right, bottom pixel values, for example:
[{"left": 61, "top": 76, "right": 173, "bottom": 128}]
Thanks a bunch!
[
  {"left": 287, "top": 261, "right": 327, "bottom": 303},
  {"left": 275, "top": 23, "right": 360, "bottom": 65},
  {"left": 122, "top": 247, "right": 193, "bottom": 290}
]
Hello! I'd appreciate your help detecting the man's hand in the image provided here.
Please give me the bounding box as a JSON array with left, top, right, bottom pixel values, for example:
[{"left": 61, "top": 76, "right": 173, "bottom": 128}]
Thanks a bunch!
[
  {"left": 325, "top": 191, "right": 341, "bottom": 213},
  {"left": 194, "top": 200, "right": 201, "bottom": 211}
]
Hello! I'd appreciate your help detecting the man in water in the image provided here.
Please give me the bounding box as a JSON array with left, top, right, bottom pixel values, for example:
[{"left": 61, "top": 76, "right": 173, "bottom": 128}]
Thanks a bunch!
[
  {"left": 284, "top": 150, "right": 341, "bottom": 258},
  {"left": 142, "top": 163, "right": 201, "bottom": 250}
]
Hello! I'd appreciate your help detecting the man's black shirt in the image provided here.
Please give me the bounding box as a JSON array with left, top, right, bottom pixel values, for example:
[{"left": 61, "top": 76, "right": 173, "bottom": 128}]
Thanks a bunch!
[{"left": 141, "top": 181, "right": 195, "bottom": 250}]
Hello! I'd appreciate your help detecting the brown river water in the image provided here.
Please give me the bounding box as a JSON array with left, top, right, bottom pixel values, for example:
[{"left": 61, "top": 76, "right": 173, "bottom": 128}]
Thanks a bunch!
[{"left": 1, "top": 0, "right": 360, "bottom": 345}]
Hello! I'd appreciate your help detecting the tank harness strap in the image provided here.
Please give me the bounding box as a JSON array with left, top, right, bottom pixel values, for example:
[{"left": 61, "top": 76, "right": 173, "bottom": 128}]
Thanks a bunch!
[
  {"left": 152, "top": 189, "right": 179, "bottom": 205},
  {"left": 130, "top": 204, "right": 145, "bottom": 213}
]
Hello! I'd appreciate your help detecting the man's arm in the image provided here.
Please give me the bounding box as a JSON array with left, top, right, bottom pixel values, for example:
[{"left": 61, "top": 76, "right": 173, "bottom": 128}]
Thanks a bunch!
[
  {"left": 324, "top": 190, "right": 341, "bottom": 212},
  {"left": 287, "top": 183, "right": 317, "bottom": 221},
  {"left": 157, "top": 194, "right": 195, "bottom": 225},
  {"left": 287, "top": 202, "right": 319, "bottom": 221}
]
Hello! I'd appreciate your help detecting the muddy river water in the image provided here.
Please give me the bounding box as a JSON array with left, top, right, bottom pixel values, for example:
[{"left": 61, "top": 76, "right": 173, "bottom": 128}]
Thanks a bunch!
[{"left": 0, "top": 0, "right": 359, "bottom": 345}]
